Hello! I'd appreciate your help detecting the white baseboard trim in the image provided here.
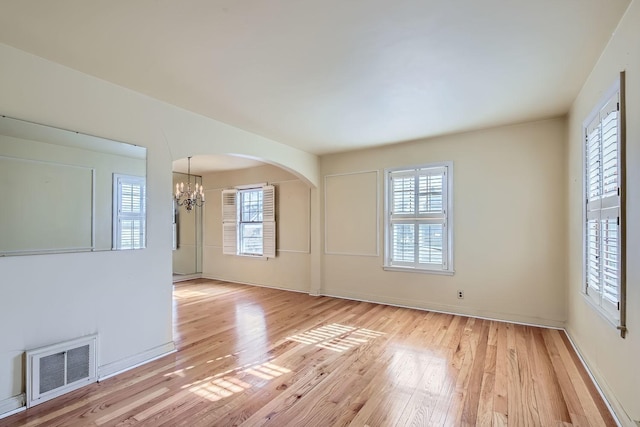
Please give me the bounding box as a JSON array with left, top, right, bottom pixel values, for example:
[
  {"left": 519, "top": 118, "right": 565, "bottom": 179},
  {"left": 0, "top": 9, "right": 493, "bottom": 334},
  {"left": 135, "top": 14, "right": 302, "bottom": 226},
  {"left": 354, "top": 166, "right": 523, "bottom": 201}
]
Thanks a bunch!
[
  {"left": 321, "top": 288, "right": 566, "bottom": 330},
  {"left": 201, "top": 274, "right": 310, "bottom": 295},
  {"left": 197, "top": 278, "right": 563, "bottom": 328},
  {"left": 0, "top": 343, "right": 177, "bottom": 420},
  {"left": 98, "top": 341, "right": 176, "bottom": 382},
  {"left": 0, "top": 394, "right": 26, "bottom": 420},
  {"left": 563, "top": 330, "right": 635, "bottom": 427},
  {"left": 172, "top": 273, "right": 202, "bottom": 283}
]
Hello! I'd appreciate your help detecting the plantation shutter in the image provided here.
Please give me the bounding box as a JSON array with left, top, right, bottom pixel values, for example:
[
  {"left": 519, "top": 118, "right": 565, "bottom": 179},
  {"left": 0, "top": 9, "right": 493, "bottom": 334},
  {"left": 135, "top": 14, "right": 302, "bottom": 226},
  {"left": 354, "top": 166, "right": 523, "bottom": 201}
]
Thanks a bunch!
[
  {"left": 585, "top": 112, "right": 601, "bottom": 307},
  {"left": 262, "top": 185, "right": 276, "bottom": 258},
  {"left": 113, "top": 175, "right": 146, "bottom": 250},
  {"left": 585, "top": 91, "right": 621, "bottom": 319},
  {"left": 222, "top": 189, "right": 237, "bottom": 255},
  {"left": 389, "top": 167, "right": 447, "bottom": 270}
]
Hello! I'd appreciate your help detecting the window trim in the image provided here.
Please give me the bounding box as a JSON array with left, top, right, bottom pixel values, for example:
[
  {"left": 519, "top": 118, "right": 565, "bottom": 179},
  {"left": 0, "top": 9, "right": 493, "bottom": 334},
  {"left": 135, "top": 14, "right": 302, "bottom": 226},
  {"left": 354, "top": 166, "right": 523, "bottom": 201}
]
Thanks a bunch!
[
  {"left": 112, "top": 174, "right": 146, "bottom": 250},
  {"left": 222, "top": 184, "right": 276, "bottom": 259},
  {"left": 238, "top": 187, "right": 265, "bottom": 256},
  {"left": 383, "top": 161, "right": 454, "bottom": 275},
  {"left": 581, "top": 74, "right": 626, "bottom": 336}
]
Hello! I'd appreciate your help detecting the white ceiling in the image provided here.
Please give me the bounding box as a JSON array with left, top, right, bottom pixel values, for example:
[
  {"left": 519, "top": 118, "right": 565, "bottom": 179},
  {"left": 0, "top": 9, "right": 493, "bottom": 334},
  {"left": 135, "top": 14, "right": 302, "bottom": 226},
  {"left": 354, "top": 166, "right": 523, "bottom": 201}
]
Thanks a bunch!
[
  {"left": 0, "top": 0, "right": 630, "bottom": 164},
  {"left": 172, "top": 155, "right": 264, "bottom": 175}
]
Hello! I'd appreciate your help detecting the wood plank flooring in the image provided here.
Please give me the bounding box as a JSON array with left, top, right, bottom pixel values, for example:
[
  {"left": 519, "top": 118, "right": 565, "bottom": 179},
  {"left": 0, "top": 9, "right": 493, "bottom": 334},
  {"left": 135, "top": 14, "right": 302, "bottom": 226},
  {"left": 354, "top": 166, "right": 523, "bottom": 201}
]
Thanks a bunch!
[{"left": 1, "top": 279, "right": 616, "bottom": 426}]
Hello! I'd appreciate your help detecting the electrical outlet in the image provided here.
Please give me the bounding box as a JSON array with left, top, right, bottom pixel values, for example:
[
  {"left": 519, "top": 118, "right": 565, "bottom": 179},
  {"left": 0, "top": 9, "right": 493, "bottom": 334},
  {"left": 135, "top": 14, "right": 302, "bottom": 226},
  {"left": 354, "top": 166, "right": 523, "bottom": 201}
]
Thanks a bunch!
[{"left": 457, "top": 290, "right": 464, "bottom": 299}]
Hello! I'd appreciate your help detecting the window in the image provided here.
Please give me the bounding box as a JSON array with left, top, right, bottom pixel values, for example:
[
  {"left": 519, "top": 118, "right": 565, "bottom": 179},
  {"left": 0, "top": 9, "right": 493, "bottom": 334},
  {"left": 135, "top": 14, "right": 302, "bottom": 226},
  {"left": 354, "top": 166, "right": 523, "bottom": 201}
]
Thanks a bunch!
[
  {"left": 113, "top": 174, "right": 146, "bottom": 250},
  {"left": 384, "top": 162, "right": 453, "bottom": 273},
  {"left": 222, "top": 185, "right": 275, "bottom": 258},
  {"left": 239, "top": 188, "right": 264, "bottom": 255},
  {"left": 583, "top": 79, "right": 625, "bottom": 329}
]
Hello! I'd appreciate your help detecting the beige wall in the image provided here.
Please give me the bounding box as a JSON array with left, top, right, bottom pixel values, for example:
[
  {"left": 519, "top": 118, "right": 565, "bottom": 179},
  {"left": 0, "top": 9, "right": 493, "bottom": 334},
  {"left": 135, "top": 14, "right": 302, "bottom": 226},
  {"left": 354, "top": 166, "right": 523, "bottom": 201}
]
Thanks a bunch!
[
  {"left": 1, "top": 2, "right": 638, "bottom": 422},
  {"left": 320, "top": 118, "right": 568, "bottom": 327},
  {"left": 566, "top": 1, "right": 640, "bottom": 424},
  {"left": 0, "top": 42, "right": 318, "bottom": 416},
  {"left": 201, "top": 164, "right": 311, "bottom": 292}
]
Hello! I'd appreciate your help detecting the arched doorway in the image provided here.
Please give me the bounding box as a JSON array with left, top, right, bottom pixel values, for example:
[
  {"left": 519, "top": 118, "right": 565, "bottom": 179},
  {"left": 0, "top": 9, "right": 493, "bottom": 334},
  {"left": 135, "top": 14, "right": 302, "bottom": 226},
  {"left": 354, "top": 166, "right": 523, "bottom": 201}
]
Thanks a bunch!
[{"left": 172, "top": 154, "right": 265, "bottom": 281}]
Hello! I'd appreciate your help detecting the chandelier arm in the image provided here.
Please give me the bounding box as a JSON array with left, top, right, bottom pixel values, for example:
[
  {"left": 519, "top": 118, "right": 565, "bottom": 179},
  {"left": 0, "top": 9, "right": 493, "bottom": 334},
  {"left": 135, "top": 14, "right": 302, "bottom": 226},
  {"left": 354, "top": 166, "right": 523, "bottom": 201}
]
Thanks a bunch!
[{"left": 174, "top": 156, "right": 204, "bottom": 212}]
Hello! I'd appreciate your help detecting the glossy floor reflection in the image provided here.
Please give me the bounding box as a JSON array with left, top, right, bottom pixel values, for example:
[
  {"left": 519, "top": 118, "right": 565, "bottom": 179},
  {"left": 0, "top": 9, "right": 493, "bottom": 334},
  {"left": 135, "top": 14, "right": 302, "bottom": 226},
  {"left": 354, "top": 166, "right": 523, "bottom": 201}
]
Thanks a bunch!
[{"left": 1, "top": 279, "right": 616, "bottom": 426}]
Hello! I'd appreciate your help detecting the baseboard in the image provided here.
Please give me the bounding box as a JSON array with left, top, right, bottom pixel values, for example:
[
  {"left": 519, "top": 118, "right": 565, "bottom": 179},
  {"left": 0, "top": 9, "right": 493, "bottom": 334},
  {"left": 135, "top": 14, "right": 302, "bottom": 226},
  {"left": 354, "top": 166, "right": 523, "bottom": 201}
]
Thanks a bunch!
[
  {"left": 320, "top": 288, "right": 566, "bottom": 330},
  {"left": 172, "top": 273, "right": 202, "bottom": 283},
  {"left": 97, "top": 341, "right": 176, "bottom": 381},
  {"left": 201, "top": 274, "right": 310, "bottom": 295},
  {"left": 196, "top": 278, "right": 563, "bottom": 328},
  {"left": 0, "top": 343, "right": 177, "bottom": 420},
  {"left": 564, "top": 329, "right": 636, "bottom": 427},
  {"left": 0, "top": 394, "right": 25, "bottom": 420}
]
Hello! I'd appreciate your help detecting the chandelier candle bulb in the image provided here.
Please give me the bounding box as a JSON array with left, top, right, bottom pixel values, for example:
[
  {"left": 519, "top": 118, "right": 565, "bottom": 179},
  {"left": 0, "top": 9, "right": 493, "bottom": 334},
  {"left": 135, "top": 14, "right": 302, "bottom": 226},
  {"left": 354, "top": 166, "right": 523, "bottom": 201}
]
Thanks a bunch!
[{"left": 174, "top": 156, "right": 205, "bottom": 213}]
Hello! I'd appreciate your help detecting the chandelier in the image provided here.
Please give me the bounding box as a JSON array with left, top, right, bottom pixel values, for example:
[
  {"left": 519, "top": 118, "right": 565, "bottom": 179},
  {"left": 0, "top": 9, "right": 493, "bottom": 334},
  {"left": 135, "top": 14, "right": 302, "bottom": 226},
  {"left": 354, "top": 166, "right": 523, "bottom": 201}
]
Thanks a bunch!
[{"left": 174, "top": 156, "right": 204, "bottom": 212}]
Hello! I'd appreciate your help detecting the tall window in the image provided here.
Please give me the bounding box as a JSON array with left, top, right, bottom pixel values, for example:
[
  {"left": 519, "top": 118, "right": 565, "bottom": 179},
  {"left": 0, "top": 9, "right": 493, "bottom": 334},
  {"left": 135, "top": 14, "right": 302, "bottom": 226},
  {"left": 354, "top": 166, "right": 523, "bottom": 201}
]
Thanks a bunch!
[
  {"left": 113, "top": 174, "right": 146, "bottom": 250},
  {"left": 584, "top": 81, "right": 624, "bottom": 327},
  {"left": 222, "top": 185, "right": 275, "bottom": 258},
  {"left": 384, "top": 162, "right": 453, "bottom": 273},
  {"left": 239, "top": 189, "right": 264, "bottom": 255}
]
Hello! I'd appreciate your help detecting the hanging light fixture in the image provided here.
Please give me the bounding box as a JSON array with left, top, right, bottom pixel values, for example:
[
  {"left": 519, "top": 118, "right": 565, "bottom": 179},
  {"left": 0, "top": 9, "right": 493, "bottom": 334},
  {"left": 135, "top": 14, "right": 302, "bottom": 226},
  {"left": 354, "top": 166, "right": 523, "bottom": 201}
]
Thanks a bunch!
[{"left": 174, "top": 156, "right": 205, "bottom": 212}]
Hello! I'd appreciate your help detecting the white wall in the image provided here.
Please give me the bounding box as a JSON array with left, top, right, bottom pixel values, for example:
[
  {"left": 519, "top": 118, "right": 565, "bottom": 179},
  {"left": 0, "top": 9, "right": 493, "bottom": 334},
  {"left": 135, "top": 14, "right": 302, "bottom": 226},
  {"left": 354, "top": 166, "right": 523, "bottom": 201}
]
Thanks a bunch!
[
  {"left": 0, "top": 43, "right": 318, "bottom": 415},
  {"left": 202, "top": 165, "right": 311, "bottom": 292},
  {"left": 320, "top": 118, "right": 568, "bottom": 327},
  {"left": 566, "top": 1, "right": 640, "bottom": 424}
]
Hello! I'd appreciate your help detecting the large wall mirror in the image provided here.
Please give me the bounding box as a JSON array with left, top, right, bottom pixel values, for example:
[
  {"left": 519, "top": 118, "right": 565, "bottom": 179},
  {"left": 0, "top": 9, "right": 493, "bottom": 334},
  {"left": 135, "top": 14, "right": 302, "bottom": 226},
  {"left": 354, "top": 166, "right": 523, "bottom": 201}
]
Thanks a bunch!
[
  {"left": 0, "top": 115, "right": 147, "bottom": 256},
  {"left": 172, "top": 172, "right": 203, "bottom": 277}
]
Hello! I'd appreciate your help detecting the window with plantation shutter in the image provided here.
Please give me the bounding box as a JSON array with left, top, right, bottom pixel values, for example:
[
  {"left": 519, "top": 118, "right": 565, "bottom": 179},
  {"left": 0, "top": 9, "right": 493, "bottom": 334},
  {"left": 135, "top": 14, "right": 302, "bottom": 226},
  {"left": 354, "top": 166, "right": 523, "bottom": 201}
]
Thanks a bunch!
[
  {"left": 262, "top": 185, "right": 276, "bottom": 258},
  {"left": 221, "top": 189, "right": 238, "bottom": 255},
  {"left": 583, "top": 80, "right": 625, "bottom": 329},
  {"left": 384, "top": 162, "right": 453, "bottom": 273},
  {"left": 113, "top": 174, "right": 146, "bottom": 250},
  {"left": 221, "top": 184, "right": 276, "bottom": 258}
]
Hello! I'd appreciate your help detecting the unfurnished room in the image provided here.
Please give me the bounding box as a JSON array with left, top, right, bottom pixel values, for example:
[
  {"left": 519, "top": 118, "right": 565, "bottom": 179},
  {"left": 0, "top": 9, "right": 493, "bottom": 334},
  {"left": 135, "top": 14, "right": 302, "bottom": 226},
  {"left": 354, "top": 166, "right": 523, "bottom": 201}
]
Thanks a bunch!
[{"left": 0, "top": 1, "right": 638, "bottom": 426}]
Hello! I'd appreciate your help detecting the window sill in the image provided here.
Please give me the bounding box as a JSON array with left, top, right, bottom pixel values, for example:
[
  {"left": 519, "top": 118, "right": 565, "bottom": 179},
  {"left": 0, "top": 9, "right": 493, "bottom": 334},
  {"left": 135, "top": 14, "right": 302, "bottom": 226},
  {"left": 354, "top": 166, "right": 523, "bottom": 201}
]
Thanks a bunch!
[
  {"left": 581, "top": 292, "right": 620, "bottom": 330},
  {"left": 383, "top": 266, "right": 454, "bottom": 276},
  {"left": 237, "top": 253, "right": 269, "bottom": 261}
]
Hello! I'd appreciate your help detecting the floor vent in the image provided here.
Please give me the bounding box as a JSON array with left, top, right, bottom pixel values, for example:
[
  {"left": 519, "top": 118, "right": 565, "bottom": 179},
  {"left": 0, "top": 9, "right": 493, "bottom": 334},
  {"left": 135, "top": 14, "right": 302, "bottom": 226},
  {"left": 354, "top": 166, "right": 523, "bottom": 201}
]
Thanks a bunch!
[{"left": 26, "top": 334, "right": 97, "bottom": 408}]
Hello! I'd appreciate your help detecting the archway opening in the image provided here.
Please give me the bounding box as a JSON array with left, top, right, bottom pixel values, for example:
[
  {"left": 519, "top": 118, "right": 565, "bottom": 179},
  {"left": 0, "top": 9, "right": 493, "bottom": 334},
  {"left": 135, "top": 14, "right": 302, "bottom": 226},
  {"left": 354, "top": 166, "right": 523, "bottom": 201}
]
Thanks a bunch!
[{"left": 171, "top": 154, "right": 314, "bottom": 286}]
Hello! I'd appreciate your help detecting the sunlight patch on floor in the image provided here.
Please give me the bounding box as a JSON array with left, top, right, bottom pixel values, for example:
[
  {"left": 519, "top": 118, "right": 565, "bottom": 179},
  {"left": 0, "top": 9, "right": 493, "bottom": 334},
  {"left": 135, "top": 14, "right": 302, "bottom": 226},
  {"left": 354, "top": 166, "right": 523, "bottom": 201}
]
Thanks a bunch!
[
  {"left": 208, "top": 353, "right": 236, "bottom": 363},
  {"left": 287, "top": 323, "right": 385, "bottom": 353},
  {"left": 163, "top": 365, "right": 195, "bottom": 378},
  {"left": 183, "top": 359, "right": 291, "bottom": 402},
  {"left": 189, "top": 376, "right": 251, "bottom": 401}
]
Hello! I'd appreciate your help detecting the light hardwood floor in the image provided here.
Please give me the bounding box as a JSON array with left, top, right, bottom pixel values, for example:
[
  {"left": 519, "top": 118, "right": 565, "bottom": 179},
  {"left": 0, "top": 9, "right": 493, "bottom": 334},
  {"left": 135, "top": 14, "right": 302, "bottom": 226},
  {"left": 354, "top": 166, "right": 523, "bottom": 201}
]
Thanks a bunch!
[{"left": 1, "top": 279, "right": 616, "bottom": 426}]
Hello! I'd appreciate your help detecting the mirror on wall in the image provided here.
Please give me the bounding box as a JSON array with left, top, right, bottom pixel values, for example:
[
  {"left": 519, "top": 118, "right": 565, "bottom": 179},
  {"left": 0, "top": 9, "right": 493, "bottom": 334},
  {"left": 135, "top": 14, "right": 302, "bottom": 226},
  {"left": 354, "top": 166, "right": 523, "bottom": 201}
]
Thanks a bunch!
[
  {"left": 0, "top": 115, "right": 147, "bottom": 256},
  {"left": 172, "top": 172, "right": 203, "bottom": 277}
]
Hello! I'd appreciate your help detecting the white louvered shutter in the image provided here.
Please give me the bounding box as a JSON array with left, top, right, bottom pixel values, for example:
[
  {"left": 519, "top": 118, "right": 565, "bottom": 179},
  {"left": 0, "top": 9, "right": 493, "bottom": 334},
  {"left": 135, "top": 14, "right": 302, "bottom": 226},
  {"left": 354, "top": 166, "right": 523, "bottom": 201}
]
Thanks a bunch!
[
  {"left": 113, "top": 175, "right": 146, "bottom": 250},
  {"left": 585, "top": 113, "right": 601, "bottom": 306},
  {"left": 389, "top": 167, "right": 447, "bottom": 270},
  {"left": 222, "top": 189, "right": 237, "bottom": 255},
  {"left": 584, "top": 92, "right": 620, "bottom": 318},
  {"left": 262, "top": 185, "right": 276, "bottom": 258}
]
